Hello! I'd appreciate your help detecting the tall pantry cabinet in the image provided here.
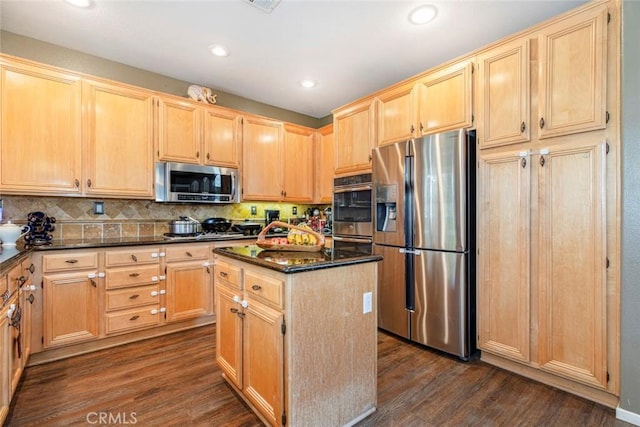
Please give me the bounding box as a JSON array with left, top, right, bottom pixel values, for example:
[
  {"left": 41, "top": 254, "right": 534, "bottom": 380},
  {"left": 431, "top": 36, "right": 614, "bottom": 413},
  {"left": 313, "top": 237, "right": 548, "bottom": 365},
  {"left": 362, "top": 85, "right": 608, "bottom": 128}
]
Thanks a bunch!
[{"left": 476, "top": 0, "right": 618, "bottom": 407}]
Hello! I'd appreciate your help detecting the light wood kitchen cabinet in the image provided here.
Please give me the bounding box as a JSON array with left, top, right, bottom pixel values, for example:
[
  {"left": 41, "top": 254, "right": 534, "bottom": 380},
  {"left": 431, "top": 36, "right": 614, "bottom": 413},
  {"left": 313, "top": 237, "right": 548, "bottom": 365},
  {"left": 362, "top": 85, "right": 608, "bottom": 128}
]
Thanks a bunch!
[
  {"left": 156, "top": 95, "right": 202, "bottom": 163},
  {"left": 0, "top": 302, "right": 10, "bottom": 425},
  {"left": 477, "top": 39, "right": 530, "bottom": 148},
  {"left": 315, "top": 124, "right": 334, "bottom": 204},
  {"left": 333, "top": 98, "right": 375, "bottom": 175},
  {"left": 0, "top": 58, "right": 83, "bottom": 196},
  {"left": 104, "top": 247, "right": 162, "bottom": 335},
  {"left": 203, "top": 106, "right": 242, "bottom": 168},
  {"left": 417, "top": 59, "right": 474, "bottom": 136},
  {"left": 477, "top": 149, "right": 531, "bottom": 363},
  {"left": 375, "top": 81, "right": 416, "bottom": 146},
  {"left": 242, "top": 115, "right": 284, "bottom": 201},
  {"left": 537, "top": 5, "right": 608, "bottom": 139},
  {"left": 478, "top": 139, "right": 609, "bottom": 395},
  {"left": 157, "top": 95, "right": 242, "bottom": 168},
  {"left": 164, "top": 244, "right": 212, "bottom": 322},
  {"left": 82, "top": 79, "right": 155, "bottom": 198},
  {"left": 214, "top": 261, "right": 243, "bottom": 389},
  {"left": 42, "top": 251, "right": 100, "bottom": 348},
  {"left": 282, "top": 123, "right": 314, "bottom": 203}
]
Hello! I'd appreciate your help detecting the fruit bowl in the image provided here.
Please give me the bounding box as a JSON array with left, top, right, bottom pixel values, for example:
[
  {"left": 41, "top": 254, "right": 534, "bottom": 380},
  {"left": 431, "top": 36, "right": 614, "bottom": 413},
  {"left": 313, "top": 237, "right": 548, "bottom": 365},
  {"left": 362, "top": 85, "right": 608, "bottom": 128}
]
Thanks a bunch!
[{"left": 256, "top": 221, "right": 324, "bottom": 252}]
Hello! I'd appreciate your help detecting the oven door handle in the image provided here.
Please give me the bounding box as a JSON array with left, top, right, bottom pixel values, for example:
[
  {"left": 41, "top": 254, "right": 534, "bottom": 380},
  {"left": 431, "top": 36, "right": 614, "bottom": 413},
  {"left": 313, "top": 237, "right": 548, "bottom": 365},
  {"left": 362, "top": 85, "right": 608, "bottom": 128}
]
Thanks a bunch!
[
  {"left": 332, "top": 236, "right": 373, "bottom": 244},
  {"left": 333, "top": 185, "right": 372, "bottom": 194}
]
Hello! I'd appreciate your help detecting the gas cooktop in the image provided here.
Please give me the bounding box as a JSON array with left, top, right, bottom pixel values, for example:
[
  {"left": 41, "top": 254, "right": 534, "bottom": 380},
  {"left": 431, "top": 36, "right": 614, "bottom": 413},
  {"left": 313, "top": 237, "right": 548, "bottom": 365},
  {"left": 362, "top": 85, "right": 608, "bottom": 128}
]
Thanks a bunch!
[{"left": 163, "top": 231, "right": 244, "bottom": 241}]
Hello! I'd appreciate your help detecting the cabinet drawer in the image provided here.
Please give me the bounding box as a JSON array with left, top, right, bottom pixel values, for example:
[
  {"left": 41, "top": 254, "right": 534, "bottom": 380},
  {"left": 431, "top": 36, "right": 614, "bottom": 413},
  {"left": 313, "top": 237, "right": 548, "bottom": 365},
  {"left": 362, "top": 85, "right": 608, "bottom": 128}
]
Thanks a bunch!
[
  {"left": 214, "top": 261, "right": 241, "bottom": 289},
  {"left": 105, "top": 247, "right": 160, "bottom": 267},
  {"left": 105, "top": 306, "right": 161, "bottom": 335},
  {"left": 165, "top": 245, "right": 210, "bottom": 262},
  {"left": 43, "top": 252, "right": 98, "bottom": 272},
  {"left": 105, "top": 265, "right": 160, "bottom": 289},
  {"left": 244, "top": 271, "right": 283, "bottom": 308},
  {"left": 106, "top": 284, "right": 161, "bottom": 311}
]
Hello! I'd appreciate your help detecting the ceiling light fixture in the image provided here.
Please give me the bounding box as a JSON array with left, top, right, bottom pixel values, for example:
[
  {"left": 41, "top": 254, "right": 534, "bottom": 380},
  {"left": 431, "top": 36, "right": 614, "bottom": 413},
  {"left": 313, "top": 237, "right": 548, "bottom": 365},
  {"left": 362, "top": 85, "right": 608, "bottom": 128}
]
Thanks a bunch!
[
  {"left": 209, "top": 45, "right": 229, "bottom": 57},
  {"left": 243, "top": 0, "right": 282, "bottom": 14},
  {"left": 299, "top": 80, "right": 317, "bottom": 89},
  {"left": 64, "top": 0, "right": 91, "bottom": 8},
  {"left": 408, "top": 5, "right": 438, "bottom": 25}
]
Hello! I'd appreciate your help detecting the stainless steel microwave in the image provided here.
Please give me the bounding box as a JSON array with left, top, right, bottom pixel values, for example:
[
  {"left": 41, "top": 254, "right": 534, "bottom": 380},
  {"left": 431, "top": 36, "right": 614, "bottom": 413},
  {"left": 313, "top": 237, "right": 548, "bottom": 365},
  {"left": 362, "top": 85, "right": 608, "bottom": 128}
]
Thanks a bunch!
[{"left": 155, "top": 162, "right": 240, "bottom": 203}]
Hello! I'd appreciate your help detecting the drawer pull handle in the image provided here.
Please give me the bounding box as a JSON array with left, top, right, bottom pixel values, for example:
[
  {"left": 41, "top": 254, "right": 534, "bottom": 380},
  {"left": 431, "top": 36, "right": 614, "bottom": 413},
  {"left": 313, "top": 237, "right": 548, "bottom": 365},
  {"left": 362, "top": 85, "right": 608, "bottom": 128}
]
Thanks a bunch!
[
  {"left": 28, "top": 294, "right": 35, "bottom": 304},
  {"left": 230, "top": 308, "right": 239, "bottom": 314},
  {"left": 186, "top": 251, "right": 193, "bottom": 257},
  {"left": 129, "top": 273, "right": 140, "bottom": 277},
  {"left": 66, "top": 259, "right": 79, "bottom": 264},
  {"left": 131, "top": 254, "right": 138, "bottom": 262},
  {"left": 90, "top": 279, "right": 97, "bottom": 288},
  {"left": 206, "top": 266, "right": 210, "bottom": 274},
  {"left": 251, "top": 284, "right": 262, "bottom": 291},
  {"left": 220, "top": 271, "right": 228, "bottom": 278},
  {"left": 130, "top": 315, "right": 140, "bottom": 321},
  {"left": 129, "top": 294, "right": 140, "bottom": 299},
  {"left": 27, "top": 264, "right": 35, "bottom": 274}
]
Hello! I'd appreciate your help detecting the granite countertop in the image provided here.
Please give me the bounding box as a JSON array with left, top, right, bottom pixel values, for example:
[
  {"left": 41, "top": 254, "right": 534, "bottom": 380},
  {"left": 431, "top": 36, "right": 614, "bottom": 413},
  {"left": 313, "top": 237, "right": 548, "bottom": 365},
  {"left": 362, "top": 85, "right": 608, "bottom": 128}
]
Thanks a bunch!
[{"left": 214, "top": 244, "right": 381, "bottom": 274}]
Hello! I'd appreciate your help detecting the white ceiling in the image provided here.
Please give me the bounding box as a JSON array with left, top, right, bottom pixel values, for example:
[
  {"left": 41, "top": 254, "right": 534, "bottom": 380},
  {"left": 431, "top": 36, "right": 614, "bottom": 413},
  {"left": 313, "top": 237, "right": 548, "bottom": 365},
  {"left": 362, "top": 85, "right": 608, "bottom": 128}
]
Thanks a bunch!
[{"left": 0, "top": 0, "right": 586, "bottom": 119}]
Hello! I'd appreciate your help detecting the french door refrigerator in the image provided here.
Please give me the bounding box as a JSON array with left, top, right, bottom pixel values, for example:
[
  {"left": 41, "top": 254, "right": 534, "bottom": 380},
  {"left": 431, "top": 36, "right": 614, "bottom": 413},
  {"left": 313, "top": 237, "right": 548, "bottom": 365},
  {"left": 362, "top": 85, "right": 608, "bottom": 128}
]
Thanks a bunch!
[{"left": 372, "top": 129, "right": 476, "bottom": 360}]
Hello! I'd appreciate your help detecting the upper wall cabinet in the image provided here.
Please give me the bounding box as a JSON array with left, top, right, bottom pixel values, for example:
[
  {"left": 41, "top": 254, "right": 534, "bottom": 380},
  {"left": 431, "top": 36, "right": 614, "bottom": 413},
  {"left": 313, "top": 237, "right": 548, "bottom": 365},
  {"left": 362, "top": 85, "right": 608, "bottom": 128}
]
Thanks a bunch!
[
  {"left": 477, "top": 39, "right": 531, "bottom": 149},
  {"left": 537, "top": 5, "right": 608, "bottom": 139},
  {"left": 376, "top": 82, "right": 416, "bottom": 147},
  {"left": 333, "top": 98, "right": 375, "bottom": 176},
  {"left": 315, "top": 124, "right": 334, "bottom": 204},
  {"left": 241, "top": 115, "right": 284, "bottom": 201},
  {"left": 157, "top": 95, "right": 242, "bottom": 168},
  {"left": 282, "top": 124, "right": 314, "bottom": 203},
  {"left": 0, "top": 59, "right": 83, "bottom": 195},
  {"left": 416, "top": 59, "right": 474, "bottom": 136},
  {"left": 83, "top": 79, "right": 155, "bottom": 198}
]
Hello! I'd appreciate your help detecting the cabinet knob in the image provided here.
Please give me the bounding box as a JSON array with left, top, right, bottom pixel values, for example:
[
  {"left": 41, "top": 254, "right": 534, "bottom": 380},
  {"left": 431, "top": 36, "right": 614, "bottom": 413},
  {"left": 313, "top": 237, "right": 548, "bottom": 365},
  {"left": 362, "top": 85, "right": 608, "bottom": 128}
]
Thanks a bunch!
[
  {"left": 539, "top": 117, "right": 545, "bottom": 129},
  {"left": 131, "top": 254, "right": 138, "bottom": 262},
  {"left": 129, "top": 315, "right": 140, "bottom": 321},
  {"left": 87, "top": 179, "right": 92, "bottom": 188},
  {"left": 521, "top": 157, "right": 527, "bottom": 168},
  {"left": 410, "top": 124, "right": 415, "bottom": 134},
  {"left": 129, "top": 272, "right": 140, "bottom": 277},
  {"left": 65, "top": 259, "right": 79, "bottom": 264},
  {"left": 207, "top": 153, "right": 211, "bottom": 160},
  {"left": 520, "top": 122, "right": 526, "bottom": 133},
  {"left": 26, "top": 263, "right": 35, "bottom": 274},
  {"left": 251, "top": 284, "right": 262, "bottom": 291},
  {"left": 74, "top": 179, "right": 80, "bottom": 188},
  {"left": 196, "top": 151, "right": 200, "bottom": 158},
  {"left": 129, "top": 294, "right": 140, "bottom": 300},
  {"left": 186, "top": 251, "right": 193, "bottom": 257}
]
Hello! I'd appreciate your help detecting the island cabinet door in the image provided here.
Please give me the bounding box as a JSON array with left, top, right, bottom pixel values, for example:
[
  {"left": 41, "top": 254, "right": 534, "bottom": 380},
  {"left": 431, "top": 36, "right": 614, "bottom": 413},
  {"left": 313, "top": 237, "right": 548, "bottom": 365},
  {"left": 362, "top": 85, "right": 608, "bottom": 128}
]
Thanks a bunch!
[
  {"left": 243, "top": 299, "right": 284, "bottom": 427},
  {"left": 215, "top": 284, "right": 243, "bottom": 389},
  {"left": 165, "top": 261, "right": 211, "bottom": 322}
]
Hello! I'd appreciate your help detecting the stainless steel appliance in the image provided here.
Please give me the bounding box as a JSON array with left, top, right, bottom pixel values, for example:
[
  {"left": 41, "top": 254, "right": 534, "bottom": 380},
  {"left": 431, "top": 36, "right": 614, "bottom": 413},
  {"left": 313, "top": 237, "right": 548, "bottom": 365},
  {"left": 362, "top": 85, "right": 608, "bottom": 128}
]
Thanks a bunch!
[
  {"left": 332, "top": 173, "right": 373, "bottom": 252},
  {"left": 155, "top": 162, "right": 240, "bottom": 204},
  {"left": 372, "top": 129, "right": 476, "bottom": 360}
]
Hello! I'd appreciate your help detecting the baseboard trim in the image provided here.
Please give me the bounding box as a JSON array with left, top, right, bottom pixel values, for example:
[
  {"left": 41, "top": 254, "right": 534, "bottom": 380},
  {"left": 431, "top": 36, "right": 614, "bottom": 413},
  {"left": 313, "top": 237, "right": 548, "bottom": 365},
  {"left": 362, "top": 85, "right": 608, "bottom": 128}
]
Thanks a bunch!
[{"left": 617, "top": 406, "right": 640, "bottom": 426}]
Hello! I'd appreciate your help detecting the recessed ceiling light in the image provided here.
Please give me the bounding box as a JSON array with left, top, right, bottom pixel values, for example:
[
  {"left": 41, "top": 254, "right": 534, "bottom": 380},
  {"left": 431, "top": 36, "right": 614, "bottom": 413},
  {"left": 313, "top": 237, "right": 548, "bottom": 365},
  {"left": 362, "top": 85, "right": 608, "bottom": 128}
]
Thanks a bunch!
[
  {"left": 408, "top": 5, "right": 437, "bottom": 25},
  {"left": 299, "top": 80, "right": 316, "bottom": 89},
  {"left": 64, "top": 0, "right": 91, "bottom": 8},
  {"left": 209, "top": 45, "right": 229, "bottom": 57}
]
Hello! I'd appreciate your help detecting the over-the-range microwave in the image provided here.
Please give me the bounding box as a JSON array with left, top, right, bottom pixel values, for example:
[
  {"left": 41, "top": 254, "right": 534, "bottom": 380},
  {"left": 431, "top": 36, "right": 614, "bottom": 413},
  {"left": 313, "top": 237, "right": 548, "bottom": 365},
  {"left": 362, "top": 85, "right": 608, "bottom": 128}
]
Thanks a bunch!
[{"left": 155, "top": 162, "right": 240, "bottom": 204}]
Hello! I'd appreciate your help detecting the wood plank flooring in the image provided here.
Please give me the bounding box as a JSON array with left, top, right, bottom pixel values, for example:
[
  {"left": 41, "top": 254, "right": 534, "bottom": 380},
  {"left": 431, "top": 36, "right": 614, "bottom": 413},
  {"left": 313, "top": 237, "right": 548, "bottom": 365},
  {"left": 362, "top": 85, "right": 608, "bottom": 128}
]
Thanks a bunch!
[{"left": 6, "top": 325, "right": 629, "bottom": 426}]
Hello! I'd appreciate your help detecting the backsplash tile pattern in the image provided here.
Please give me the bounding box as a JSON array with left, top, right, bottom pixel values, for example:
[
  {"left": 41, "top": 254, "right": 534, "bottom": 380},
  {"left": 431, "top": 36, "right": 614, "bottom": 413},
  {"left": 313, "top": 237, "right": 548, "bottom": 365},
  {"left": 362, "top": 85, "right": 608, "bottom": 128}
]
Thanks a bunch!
[{"left": 1, "top": 196, "right": 327, "bottom": 240}]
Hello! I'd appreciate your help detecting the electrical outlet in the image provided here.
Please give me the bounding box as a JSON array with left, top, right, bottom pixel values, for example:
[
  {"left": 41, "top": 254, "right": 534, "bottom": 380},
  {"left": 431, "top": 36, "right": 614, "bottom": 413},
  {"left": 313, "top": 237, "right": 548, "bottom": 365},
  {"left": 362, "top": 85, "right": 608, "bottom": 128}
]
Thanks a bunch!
[
  {"left": 363, "top": 292, "right": 372, "bottom": 314},
  {"left": 251, "top": 206, "right": 257, "bottom": 215},
  {"left": 93, "top": 201, "right": 105, "bottom": 215},
  {"left": 292, "top": 206, "right": 297, "bottom": 215}
]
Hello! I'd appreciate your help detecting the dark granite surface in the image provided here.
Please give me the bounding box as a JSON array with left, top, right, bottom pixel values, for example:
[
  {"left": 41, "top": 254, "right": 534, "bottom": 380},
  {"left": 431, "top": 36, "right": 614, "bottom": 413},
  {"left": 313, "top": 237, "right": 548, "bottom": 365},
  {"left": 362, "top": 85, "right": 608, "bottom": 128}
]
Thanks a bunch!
[{"left": 214, "top": 244, "right": 381, "bottom": 274}]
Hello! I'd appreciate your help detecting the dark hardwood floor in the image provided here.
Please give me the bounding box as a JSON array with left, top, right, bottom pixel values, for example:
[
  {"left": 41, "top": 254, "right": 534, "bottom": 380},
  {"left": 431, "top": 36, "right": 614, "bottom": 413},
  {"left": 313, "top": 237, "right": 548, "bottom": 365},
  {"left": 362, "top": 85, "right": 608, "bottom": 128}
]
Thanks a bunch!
[{"left": 6, "top": 325, "right": 629, "bottom": 426}]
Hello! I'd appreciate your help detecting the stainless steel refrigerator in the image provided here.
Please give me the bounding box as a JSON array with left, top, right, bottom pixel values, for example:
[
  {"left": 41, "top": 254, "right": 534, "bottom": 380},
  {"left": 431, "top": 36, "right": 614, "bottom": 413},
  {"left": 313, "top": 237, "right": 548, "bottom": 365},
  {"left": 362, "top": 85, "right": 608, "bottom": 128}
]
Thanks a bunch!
[{"left": 372, "top": 129, "right": 476, "bottom": 360}]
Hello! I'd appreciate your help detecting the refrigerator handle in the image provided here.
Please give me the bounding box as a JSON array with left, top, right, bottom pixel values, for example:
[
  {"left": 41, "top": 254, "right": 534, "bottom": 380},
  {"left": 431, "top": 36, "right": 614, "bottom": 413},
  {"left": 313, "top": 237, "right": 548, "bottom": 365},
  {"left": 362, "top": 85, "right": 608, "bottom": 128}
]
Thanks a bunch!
[{"left": 399, "top": 248, "right": 422, "bottom": 255}]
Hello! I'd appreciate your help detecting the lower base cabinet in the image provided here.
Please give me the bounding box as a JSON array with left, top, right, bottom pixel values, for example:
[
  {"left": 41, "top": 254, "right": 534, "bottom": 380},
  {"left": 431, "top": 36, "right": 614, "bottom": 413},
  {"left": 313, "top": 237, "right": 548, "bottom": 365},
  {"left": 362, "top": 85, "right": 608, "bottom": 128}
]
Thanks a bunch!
[{"left": 214, "top": 256, "right": 378, "bottom": 427}]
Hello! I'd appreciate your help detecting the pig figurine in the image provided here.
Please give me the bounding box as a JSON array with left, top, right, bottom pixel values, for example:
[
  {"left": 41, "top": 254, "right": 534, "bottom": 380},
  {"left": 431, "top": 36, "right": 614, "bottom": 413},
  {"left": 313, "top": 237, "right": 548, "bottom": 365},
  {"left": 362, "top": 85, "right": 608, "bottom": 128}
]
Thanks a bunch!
[{"left": 187, "top": 85, "right": 217, "bottom": 104}]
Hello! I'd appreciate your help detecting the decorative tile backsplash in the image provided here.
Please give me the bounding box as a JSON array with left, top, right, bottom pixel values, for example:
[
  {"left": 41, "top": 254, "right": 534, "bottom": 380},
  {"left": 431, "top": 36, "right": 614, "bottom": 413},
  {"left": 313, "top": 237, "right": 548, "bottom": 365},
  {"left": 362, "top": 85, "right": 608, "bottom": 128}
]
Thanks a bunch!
[{"left": 1, "top": 196, "right": 327, "bottom": 240}]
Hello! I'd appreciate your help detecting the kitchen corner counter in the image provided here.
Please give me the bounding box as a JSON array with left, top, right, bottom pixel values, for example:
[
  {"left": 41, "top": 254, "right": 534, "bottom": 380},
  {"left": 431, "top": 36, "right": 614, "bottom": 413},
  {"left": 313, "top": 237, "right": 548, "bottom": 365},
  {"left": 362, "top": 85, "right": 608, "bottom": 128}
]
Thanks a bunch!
[{"left": 213, "top": 244, "right": 381, "bottom": 274}]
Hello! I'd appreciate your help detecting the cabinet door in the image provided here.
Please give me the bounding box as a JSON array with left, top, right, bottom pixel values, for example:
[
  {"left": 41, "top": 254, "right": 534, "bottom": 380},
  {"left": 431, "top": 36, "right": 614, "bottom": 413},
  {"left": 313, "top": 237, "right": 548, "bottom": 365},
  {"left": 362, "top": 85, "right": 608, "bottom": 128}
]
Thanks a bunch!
[
  {"left": 477, "top": 150, "right": 531, "bottom": 362},
  {"left": 43, "top": 272, "right": 99, "bottom": 348},
  {"left": 0, "top": 61, "right": 82, "bottom": 195},
  {"left": 83, "top": 80, "right": 155, "bottom": 198},
  {"left": 283, "top": 124, "right": 314, "bottom": 203},
  {"left": 334, "top": 99, "right": 375, "bottom": 175},
  {"left": 8, "top": 296, "right": 21, "bottom": 396},
  {"left": 0, "top": 310, "right": 9, "bottom": 423},
  {"left": 477, "top": 39, "right": 530, "bottom": 148},
  {"left": 157, "top": 96, "right": 202, "bottom": 163},
  {"left": 242, "top": 115, "right": 283, "bottom": 201},
  {"left": 417, "top": 60, "right": 473, "bottom": 135},
  {"left": 215, "top": 284, "right": 243, "bottom": 389},
  {"left": 537, "top": 6, "right": 607, "bottom": 139},
  {"left": 537, "top": 140, "right": 607, "bottom": 388},
  {"left": 376, "top": 82, "right": 416, "bottom": 146},
  {"left": 243, "top": 298, "right": 284, "bottom": 427},
  {"left": 315, "top": 124, "right": 334, "bottom": 204},
  {"left": 165, "top": 261, "right": 211, "bottom": 322},
  {"left": 203, "top": 106, "right": 241, "bottom": 167},
  {"left": 20, "top": 285, "right": 33, "bottom": 367}
]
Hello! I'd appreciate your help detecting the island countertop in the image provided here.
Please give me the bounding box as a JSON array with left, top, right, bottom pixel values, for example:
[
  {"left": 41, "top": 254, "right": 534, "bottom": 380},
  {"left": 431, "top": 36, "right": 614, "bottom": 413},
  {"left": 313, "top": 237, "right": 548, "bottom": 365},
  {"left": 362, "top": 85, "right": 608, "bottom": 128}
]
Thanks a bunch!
[{"left": 214, "top": 244, "right": 381, "bottom": 274}]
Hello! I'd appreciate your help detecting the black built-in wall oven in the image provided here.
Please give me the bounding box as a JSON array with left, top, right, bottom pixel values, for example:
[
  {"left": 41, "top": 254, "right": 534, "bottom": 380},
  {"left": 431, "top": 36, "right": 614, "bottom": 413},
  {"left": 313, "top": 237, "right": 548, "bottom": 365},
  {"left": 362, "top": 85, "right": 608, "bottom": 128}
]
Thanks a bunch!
[{"left": 332, "top": 173, "right": 373, "bottom": 253}]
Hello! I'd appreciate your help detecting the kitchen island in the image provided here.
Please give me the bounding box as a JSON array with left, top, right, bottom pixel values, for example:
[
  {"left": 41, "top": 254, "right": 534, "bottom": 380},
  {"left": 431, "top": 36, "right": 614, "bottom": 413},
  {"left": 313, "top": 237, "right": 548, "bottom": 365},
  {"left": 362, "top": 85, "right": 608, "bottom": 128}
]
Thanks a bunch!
[{"left": 213, "top": 244, "right": 381, "bottom": 427}]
